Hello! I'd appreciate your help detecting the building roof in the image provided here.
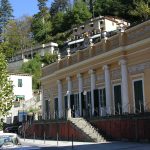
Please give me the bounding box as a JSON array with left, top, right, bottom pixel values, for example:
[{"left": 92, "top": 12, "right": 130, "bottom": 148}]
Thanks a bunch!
[{"left": 9, "top": 72, "right": 32, "bottom": 77}]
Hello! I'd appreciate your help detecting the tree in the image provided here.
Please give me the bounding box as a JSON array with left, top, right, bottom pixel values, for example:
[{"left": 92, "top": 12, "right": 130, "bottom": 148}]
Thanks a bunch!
[
  {"left": 72, "top": 0, "right": 92, "bottom": 25},
  {"left": 0, "top": 51, "right": 14, "bottom": 129},
  {"left": 0, "top": 0, "right": 13, "bottom": 40},
  {"left": 130, "top": 0, "right": 150, "bottom": 21},
  {"left": 31, "top": 0, "right": 52, "bottom": 43},
  {"left": 21, "top": 54, "right": 42, "bottom": 89},
  {"left": 42, "top": 52, "right": 58, "bottom": 65},
  {"left": 52, "top": 12, "right": 65, "bottom": 35},
  {"left": 50, "top": 0, "right": 69, "bottom": 17},
  {"left": 4, "top": 16, "right": 35, "bottom": 55},
  {"left": 0, "top": 41, "right": 14, "bottom": 59},
  {"left": 94, "top": 0, "right": 124, "bottom": 17}
]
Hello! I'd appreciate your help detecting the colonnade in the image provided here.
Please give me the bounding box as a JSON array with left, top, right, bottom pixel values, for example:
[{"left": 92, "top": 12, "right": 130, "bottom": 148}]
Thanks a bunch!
[{"left": 57, "top": 59, "right": 129, "bottom": 118}]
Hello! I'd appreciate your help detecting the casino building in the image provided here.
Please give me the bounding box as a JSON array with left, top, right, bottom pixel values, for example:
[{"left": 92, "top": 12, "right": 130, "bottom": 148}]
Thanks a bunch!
[{"left": 41, "top": 19, "right": 150, "bottom": 121}]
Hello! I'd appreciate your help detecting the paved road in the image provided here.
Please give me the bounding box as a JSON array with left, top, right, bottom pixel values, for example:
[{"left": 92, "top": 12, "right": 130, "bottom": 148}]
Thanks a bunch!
[{"left": 20, "top": 139, "right": 150, "bottom": 150}]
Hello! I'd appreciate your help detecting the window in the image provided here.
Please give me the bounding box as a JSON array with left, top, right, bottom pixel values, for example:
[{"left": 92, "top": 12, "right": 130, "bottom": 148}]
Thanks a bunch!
[
  {"left": 100, "top": 21, "right": 103, "bottom": 24},
  {"left": 90, "top": 23, "right": 94, "bottom": 27},
  {"left": 18, "top": 79, "right": 22, "bottom": 87},
  {"left": 133, "top": 79, "right": 144, "bottom": 113},
  {"left": 99, "top": 88, "right": 106, "bottom": 107},
  {"left": 113, "top": 84, "right": 122, "bottom": 115}
]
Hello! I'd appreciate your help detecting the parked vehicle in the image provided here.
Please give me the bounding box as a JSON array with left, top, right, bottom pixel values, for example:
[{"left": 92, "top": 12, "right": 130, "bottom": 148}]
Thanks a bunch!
[
  {"left": 4, "top": 126, "right": 18, "bottom": 134},
  {"left": 0, "top": 133, "right": 21, "bottom": 149}
]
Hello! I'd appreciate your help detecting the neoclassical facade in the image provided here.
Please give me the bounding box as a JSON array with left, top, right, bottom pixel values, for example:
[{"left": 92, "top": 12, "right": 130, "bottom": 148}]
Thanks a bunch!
[{"left": 41, "top": 20, "right": 150, "bottom": 120}]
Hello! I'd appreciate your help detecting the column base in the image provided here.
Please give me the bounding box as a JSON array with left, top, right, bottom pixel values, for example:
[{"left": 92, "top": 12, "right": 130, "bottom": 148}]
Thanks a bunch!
[{"left": 67, "top": 108, "right": 72, "bottom": 119}]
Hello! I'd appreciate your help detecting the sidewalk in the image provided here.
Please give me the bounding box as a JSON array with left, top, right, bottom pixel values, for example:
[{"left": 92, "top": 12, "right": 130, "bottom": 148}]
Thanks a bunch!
[
  {"left": 19, "top": 138, "right": 150, "bottom": 150},
  {"left": 20, "top": 138, "right": 100, "bottom": 147}
]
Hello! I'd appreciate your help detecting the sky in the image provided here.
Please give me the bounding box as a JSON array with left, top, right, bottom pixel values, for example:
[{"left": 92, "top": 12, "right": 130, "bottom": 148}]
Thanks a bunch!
[{"left": 9, "top": 0, "right": 52, "bottom": 19}]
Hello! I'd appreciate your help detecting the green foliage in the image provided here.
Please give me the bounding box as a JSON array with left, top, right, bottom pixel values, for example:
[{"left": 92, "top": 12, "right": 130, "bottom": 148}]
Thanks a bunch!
[
  {"left": 130, "top": 0, "right": 150, "bottom": 21},
  {"left": 52, "top": 12, "right": 65, "bottom": 35},
  {"left": 94, "top": 0, "right": 124, "bottom": 17},
  {"left": 0, "top": 0, "right": 13, "bottom": 38},
  {"left": 72, "top": 0, "right": 92, "bottom": 25},
  {"left": 0, "top": 51, "right": 14, "bottom": 118},
  {"left": 4, "top": 16, "right": 35, "bottom": 54},
  {"left": 31, "top": 0, "right": 52, "bottom": 43},
  {"left": 21, "top": 54, "right": 42, "bottom": 89},
  {"left": 50, "top": 0, "right": 69, "bottom": 17},
  {"left": 0, "top": 41, "right": 14, "bottom": 59},
  {"left": 42, "top": 52, "right": 58, "bottom": 65}
]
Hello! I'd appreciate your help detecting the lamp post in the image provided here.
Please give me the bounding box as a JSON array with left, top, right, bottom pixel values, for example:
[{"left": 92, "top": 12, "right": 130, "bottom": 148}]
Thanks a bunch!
[
  {"left": 83, "top": 90, "right": 87, "bottom": 117},
  {"left": 66, "top": 90, "right": 71, "bottom": 119}
]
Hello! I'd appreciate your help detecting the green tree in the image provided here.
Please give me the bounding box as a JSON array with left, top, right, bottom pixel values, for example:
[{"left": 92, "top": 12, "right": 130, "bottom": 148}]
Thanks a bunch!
[
  {"left": 31, "top": 0, "right": 52, "bottom": 43},
  {"left": 0, "top": 41, "right": 14, "bottom": 59},
  {"left": 50, "top": 0, "right": 69, "bottom": 17},
  {"left": 52, "top": 12, "right": 65, "bottom": 35},
  {"left": 72, "top": 0, "right": 92, "bottom": 25},
  {"left": 4, "top": 16, "right": 35, "bottom": 55},
  {"left": 21, "top": 54, "right": 42, "bottom": 89},
  {"left": 42, "top": 52, "right": 58, "bottom": 65},
  {"left": 0, "top": 0, "right": 13, "bottom": 40},
  {"left": 0, "top": 51, "right": 14, "bottom": 129},
  {"left": 94, "top": 0, "right": 124, "bottom": 17},
  {"left": 130, "top": 0, "right": 150, "bottom": 21}
]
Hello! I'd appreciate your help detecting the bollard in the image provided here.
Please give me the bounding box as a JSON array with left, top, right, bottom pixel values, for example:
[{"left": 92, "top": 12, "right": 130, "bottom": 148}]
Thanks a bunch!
[
  {"left": 57, "top": 132, "right": 59, "bottom": 147},
  {"left": 24, "top": 131, "right": 25, "bottom": 141},
  {"left": 33, "top": 132, "right": 35, "bottom": 143},
  {"left": 72, "top": 134, "right": 73, "bottom": 149},
  {"left": 44, "top": 132, "right": 45, "bottom": 144}
]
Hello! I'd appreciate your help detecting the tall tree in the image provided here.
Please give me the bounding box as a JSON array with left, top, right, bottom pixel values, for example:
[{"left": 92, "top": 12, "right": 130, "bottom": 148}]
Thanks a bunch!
[
  {"left": 130, "top": 0, "right": 150, "bottom": 21},
  {"left": 72, "top": 0, "right": 92, "bottom": 25},
  {"left": 31, "top": 0, "right": 52, "bottom": 43},
  {"left": 50, "top": 0, "right": 69, "bottom": 17},
  {"left": 52, "top": 11, "right": 65, "bottom": 35},
  {"left": 0, "top": 50, "right": 14, "bottom": 129},
  {"left": 94, "top": 0, "right": 124, "bottom": 17},
  {"left": 21, "top": 54, "right": 42, "bottom": 89},
  {"left": 0, "top": 0, "right": 13, "bottom": 41},
  {"left": 4, "top": 16, "right": 35, "bottom": 55}
]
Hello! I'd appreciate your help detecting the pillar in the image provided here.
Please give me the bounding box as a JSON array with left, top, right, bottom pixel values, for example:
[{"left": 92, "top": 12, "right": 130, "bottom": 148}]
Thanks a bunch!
[
  {"left": 66, "top": 76, "right": 72, "bottom": 108},
  {"left": 89, "top": 69, "right": 96, "bottom": 115},
  {"left": 57, "top": 80, "right": 63, "bottom": 118},
  {"left": 103, "top": 65, "right": 112, "bottom": 114},
  {"left": 77, "top": 73, "right": 83, "bottom": 116},
  {"left": 119, "top": 59, "right": 129, "bottom": 113}
]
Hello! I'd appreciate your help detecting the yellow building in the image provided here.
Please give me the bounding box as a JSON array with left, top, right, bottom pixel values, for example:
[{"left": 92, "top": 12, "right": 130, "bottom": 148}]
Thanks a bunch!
[{"left": 41, "top": 20, "right": 150, "bottom": 120}]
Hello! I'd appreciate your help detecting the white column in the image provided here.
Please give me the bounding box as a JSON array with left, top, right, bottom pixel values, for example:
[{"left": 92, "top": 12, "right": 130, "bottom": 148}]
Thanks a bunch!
[
  {"left": 89, "top": 69, "right": 96, "bottom": 115},
  {"left": 103, "top": 65, "right": 112, "bottom": 114},
  {"left": 119, "top": 59, "right": 129, "bottom": 113},
  {"left": 77, "top": 73, "right": 83, "bottom": 116},
  {"left": 41, "top": 86, "right": 45, "bottom": 119},
  {"left": 57, "top": 80, "right": 63, "bottom": 118},
  {"left": 66, "top": 76, "right": 72, "bottom": 108}
]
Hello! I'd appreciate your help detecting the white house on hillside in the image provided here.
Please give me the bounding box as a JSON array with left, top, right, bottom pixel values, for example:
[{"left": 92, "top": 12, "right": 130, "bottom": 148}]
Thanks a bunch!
[{"left": 5, "top": 73, "right": 33, "bottom": 124}]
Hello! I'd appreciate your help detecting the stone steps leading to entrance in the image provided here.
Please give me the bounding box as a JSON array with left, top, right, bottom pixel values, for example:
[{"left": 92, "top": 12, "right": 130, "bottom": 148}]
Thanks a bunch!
[{"left": 69, "top": 117, "right": 106, "bottom": 142}]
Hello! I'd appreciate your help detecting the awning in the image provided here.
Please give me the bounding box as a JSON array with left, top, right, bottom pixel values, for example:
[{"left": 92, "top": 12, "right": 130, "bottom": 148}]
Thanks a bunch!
[
  {"left": 16, "top": 95, "right": 25, "bottom": 98},
  {"left": 68, "top": 38, "right": 84, "bottom": 45}
]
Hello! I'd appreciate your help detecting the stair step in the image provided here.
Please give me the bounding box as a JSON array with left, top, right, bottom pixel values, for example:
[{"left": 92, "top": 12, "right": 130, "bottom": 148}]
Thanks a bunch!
[{"left": 69, "top": 117, "right": 106, "bottom": 142}]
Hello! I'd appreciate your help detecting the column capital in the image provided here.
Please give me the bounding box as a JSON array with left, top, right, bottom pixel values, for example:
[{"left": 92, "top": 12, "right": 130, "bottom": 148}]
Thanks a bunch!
[
  {"left": 119, "top": 59, "right": 127, "bottom": 66},
  {"left": 66, "top": 76, "right": 71, "bottom": 81},
  {"left": 77, "top": 73, "right": 82, "bottom": 78},
  {"left": 57, "top": 80, "right": 61, "bottom": 84},
  {"left": 103, "top": 64, "right": 109, "bottom": 70},
  {"left": 88, "top": 69, "right": 95, "bottom": 75}
]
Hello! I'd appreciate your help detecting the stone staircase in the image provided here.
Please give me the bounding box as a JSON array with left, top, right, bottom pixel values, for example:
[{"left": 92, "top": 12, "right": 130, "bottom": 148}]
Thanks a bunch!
[{"left": 69, "top": 117, "right": 106, "bottom": 142}]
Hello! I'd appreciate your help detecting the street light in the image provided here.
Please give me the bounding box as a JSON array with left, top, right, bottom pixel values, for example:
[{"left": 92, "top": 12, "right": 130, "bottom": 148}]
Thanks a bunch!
[
  {"left": 83, "top": 90, "right": 87, "bottom": 117},
  {"left": 66, "top": 90, "right": 71, "bottom": 119}
]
